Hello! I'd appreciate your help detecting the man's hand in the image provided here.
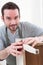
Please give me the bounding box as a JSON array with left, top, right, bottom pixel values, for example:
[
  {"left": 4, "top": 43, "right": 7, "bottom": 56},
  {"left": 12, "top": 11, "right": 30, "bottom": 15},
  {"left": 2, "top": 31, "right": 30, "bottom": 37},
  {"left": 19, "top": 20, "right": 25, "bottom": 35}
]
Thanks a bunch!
[
  {"left": 6, "top": 41, "right": 23, "bottom": 56},
  {"left": 23, "top": 37, "right": 43, "bottom": 47},
  {"left": 6, "top": 36, "right": 43, "bottom": 56}
]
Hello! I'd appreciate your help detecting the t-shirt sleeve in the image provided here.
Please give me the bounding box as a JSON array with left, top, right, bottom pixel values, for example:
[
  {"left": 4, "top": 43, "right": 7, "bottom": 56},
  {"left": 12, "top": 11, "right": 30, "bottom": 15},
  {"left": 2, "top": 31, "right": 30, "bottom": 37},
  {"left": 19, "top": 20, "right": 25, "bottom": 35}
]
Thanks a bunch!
[
  {"left": 0, "top": 32, "right": 5, "bottom": 50},
  {"left": 21, "top": 22, "right": 43, "bottom": 37},
  {"left": 0, "top": 40, "right": 5, "bottom": 50}
]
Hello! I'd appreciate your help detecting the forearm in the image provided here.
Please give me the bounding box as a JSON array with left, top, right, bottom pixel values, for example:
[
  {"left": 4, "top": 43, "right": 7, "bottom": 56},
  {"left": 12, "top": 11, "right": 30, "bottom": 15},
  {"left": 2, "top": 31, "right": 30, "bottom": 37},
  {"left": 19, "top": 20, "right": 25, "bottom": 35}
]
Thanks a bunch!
[
  {"left": 0, "top": 47, "right": 10, "bottom": 60},
  {"left": 35, "top": 36, "right": 43, "bottom": 42}
]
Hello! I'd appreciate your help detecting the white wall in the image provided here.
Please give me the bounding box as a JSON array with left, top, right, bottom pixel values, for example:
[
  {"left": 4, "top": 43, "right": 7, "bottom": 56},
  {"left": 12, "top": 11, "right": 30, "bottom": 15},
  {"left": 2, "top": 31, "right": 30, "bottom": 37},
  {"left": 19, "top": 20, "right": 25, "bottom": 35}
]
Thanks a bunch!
[{"left": 0, "top": 0, "right": 43, "bottom": 27}]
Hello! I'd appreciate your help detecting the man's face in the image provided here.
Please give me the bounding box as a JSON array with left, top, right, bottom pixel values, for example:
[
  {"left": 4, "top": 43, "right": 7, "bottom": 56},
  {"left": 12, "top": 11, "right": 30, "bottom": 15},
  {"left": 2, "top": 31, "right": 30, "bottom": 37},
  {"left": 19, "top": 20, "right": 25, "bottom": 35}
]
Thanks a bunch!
[{"left": 2, "top": 9, "right": 20, "bottom": 33}]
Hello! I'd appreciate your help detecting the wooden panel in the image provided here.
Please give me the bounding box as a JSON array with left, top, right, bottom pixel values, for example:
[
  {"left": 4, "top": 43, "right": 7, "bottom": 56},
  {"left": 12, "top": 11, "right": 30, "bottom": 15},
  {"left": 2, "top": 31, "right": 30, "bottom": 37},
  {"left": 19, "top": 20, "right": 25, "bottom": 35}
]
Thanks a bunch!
[{"left": 25, "top": 44, "right": 43, "bottom": 65}]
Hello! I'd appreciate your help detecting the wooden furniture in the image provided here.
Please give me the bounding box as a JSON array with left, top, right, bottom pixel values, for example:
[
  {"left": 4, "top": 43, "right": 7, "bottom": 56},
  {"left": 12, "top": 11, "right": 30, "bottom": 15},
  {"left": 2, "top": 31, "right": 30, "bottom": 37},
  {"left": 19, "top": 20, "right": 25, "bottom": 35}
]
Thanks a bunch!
[
  {"left": 25, "top": 43, "right": 43, "bottom": 65},
  {"left": 16, "top": 43, "right": 43, "bottom": 65}
]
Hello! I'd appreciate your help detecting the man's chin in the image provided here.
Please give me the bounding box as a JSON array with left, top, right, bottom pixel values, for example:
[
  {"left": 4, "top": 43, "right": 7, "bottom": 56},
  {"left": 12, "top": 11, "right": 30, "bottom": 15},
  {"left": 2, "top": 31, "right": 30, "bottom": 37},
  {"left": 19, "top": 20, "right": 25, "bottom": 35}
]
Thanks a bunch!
[{"left": 9, "top": 27, "right": 18, "bottom": 33}]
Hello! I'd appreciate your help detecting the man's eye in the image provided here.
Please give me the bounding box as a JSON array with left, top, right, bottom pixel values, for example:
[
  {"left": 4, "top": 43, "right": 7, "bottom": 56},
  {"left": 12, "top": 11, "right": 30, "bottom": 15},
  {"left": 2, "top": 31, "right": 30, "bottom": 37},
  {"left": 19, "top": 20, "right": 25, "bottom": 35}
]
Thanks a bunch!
[
  {"left": 15, "top": 16, "right": 18, "bottom": 19},
  {"left": 6, "top": 17, "right": 11, "bottom": 20}
]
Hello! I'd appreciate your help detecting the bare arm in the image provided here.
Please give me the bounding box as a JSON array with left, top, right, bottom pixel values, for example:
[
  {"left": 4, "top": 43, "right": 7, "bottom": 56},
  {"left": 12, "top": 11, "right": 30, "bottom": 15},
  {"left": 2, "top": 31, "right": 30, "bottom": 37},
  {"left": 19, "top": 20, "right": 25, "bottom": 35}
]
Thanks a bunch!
[
  {"left": 0, "top": 47, "right": 10, "bottom": 60},
  {"left": 23, "top": 36, "right": 43, "bottom": 47},
  {"left": 0, "top": 41, "right": 23, "bottom": 60}
]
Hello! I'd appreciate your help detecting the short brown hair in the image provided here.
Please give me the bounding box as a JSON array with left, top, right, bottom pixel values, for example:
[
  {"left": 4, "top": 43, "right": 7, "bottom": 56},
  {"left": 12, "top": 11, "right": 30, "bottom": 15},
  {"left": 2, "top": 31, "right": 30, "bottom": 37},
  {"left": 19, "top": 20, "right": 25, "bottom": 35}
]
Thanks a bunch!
[{"left": 1, "top": 2, "right": 20, "bottom": 16}]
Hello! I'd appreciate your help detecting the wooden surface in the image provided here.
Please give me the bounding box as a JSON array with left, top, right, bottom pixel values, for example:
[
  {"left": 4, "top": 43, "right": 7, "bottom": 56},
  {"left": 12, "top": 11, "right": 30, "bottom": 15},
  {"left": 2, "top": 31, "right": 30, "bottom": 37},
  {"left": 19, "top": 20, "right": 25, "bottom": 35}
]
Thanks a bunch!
[{"left": 24, "top": 43, "right": 43, "bottom": 65}]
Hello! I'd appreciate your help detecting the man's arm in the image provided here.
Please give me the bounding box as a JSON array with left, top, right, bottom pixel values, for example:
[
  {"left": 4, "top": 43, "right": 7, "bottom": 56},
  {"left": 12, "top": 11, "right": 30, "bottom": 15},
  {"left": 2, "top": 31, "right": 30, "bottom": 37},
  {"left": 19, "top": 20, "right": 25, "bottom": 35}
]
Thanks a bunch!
[
  {"left": 23, "top": 36, "right": 43, "bottom": 47},
  {"left": 0, "top": 41, "right": 23, "bottom": 60},
  {"left": 0, "top": 47, "right": 10, "bottom": 60}
]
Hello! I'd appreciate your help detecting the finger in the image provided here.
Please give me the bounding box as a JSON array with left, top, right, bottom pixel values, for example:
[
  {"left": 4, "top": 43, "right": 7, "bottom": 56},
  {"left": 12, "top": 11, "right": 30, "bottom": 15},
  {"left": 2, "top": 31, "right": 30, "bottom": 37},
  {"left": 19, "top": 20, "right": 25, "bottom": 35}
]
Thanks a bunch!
[
  {"left": 32, "top": 41, "right": 43, "bottom": 47},
  {"left": 11, "top": 51, "right": 22, "bottom": 56},
  {"left": 12, "top": 45, "right": 23, "bottom": 52},
  {"left": 12, "top": 45, "right": 23, "bottom": 49},
  {"left": 11, "top": 53, "right": 17, "bottom": 56},
  {"left": 12, "top": 41, "right": 23, "bottom": 46},
  {"left": 23, "top": 38, "right": 34, "bottom": 44},
  {"left": 25, "top": 39, "right": 35, "bottom": 44},
  {"left": 32, "top": 41, "right": 37, "bottom": 47},
  {"left": 11, "top": 49, "right": 22, "bottom": 55}
]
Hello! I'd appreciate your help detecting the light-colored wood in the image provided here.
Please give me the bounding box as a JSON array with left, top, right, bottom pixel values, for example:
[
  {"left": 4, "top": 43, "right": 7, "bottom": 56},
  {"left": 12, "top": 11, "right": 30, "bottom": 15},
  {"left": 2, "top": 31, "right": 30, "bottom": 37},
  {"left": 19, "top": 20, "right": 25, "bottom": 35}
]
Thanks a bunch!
[
  {"left": 0, "top": 64, "right": 2, "bottom": 65},
  {"left": 16, "top": 50, "right": 25, "bottom": 65}
]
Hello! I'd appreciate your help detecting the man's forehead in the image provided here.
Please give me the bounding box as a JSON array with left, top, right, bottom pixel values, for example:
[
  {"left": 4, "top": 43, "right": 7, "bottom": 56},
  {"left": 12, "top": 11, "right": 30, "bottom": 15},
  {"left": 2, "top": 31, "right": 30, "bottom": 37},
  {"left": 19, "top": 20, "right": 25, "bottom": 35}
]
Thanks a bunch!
[
  {"left": 4, "top": 9, "right": 19, "bottom": 16},
  {"left": 4, "top": 9, "right": 19, "bottom": 14}
]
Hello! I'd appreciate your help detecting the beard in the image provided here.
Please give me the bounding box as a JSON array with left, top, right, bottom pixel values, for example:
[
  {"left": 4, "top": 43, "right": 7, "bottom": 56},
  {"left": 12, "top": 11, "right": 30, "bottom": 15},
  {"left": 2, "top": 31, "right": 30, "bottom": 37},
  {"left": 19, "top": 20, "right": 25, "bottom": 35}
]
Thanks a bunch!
[{"left": 9, "top": 24, "right": 18, "bottom": 32}]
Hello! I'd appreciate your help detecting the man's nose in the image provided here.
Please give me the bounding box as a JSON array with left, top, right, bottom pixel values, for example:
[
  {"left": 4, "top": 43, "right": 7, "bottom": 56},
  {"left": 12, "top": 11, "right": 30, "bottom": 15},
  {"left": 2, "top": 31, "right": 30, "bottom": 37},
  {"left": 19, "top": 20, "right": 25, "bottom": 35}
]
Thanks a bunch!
[{"left": 11, "top": 20, "right": 16, "bottom": 24}]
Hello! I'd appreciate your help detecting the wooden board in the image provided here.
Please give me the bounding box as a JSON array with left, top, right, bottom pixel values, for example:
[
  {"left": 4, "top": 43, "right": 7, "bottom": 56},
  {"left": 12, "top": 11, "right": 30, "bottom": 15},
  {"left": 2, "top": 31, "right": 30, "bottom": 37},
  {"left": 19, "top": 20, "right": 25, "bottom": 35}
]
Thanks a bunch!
[
  {"left": 25, "top": 44, "right": 43, "bottom": 65},
  {"left": 16, "top": 43, "right": 43, "bottom": 65}
]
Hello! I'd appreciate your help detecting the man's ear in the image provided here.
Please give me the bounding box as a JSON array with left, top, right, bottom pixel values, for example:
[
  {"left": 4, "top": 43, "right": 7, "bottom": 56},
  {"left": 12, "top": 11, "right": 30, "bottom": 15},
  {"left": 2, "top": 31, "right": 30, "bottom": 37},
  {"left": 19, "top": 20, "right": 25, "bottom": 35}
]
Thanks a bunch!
[
  {"left": 1, "top": 16, "right": 4, "bottom": 20},
  {"left": 1, "top": 16, "right": 5, "bottom": 23}
]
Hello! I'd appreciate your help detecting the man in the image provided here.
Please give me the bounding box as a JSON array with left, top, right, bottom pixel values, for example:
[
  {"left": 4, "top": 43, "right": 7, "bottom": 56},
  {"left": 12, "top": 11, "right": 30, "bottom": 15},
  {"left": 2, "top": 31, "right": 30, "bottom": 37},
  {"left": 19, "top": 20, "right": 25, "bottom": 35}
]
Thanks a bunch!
[{"left": 0, "top": 2, "right": 43, "bottom": 65}]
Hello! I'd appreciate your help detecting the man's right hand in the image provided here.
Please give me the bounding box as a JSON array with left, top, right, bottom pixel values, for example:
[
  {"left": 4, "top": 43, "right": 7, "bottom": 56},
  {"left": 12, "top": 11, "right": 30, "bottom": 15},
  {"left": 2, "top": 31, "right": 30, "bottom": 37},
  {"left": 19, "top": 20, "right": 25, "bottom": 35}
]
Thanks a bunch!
[{"left": 6, "top": 41, "right": 23, "bottom": 56}]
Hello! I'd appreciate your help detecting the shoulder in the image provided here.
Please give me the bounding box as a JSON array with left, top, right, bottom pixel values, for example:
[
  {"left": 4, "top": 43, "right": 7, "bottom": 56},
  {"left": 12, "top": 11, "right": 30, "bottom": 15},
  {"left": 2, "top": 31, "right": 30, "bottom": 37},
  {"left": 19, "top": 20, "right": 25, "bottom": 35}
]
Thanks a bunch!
[
  {"left": 0, "top": 25, "right": 6, "bottom": 34},
  {"left": 19, "top": 22, "right": 43, "bottom": 32},
  {"left": 19, "top": 22, "right": 31, "bottom": 27},
  {"left": 20, "top": 21, "right": 35, "bottom": 26},
  {"left": 19, "top": 22, "right": 38, "bottom": 29}
]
